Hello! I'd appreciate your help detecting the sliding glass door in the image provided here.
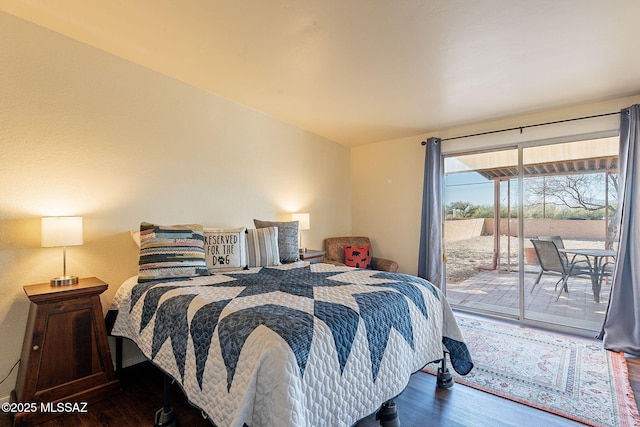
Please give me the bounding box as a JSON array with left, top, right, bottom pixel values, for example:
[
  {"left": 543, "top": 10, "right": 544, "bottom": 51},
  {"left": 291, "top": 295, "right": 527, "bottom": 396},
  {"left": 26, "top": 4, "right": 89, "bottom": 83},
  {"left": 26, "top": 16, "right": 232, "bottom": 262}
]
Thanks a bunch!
[
  {"left": 443, "top": 148, "right": 519, "bottom": 317},
  {"left": 443, "top": 136, "right": 618, "bottom": 333},
  {"left": 521, "top": 137, "right": 618, "bottom": 332}
]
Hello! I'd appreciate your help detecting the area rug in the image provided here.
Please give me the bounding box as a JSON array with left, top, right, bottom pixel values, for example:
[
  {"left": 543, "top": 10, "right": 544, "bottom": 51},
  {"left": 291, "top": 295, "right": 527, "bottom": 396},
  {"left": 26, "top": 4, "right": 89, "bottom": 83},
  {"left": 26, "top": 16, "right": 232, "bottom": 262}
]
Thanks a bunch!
[{"left": 424, "top": 316, "right": 640, "bottom": 427}]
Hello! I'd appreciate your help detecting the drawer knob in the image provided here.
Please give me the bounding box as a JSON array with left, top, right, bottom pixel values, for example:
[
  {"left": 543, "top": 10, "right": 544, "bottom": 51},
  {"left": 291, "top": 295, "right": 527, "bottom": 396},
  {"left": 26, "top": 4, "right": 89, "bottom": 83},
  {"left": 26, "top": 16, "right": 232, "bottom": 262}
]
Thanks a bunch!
[{"left": 32, "top": 345, "right": 39, "bottom": 351}]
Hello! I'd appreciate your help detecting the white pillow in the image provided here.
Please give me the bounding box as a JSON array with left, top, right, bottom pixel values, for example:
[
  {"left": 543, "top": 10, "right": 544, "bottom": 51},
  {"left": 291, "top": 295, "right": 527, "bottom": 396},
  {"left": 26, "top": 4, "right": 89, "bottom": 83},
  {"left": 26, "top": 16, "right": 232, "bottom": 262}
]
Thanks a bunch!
[
  {"left": 130, "top": 229, "right": 141, "bottom": 247},
  {"left": 203, "top": 227, "right": 248, "bottom": 272}
]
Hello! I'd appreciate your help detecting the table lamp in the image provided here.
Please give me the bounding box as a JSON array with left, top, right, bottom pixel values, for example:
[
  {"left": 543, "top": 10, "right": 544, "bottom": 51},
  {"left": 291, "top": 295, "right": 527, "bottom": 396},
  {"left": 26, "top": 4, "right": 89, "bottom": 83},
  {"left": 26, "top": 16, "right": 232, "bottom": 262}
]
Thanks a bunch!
[
  {"left": 41, "top": 216, "right": 83, "bottom": 285},
  {"left": 291, "top": 213, "right": 310, "bottom": 253}
]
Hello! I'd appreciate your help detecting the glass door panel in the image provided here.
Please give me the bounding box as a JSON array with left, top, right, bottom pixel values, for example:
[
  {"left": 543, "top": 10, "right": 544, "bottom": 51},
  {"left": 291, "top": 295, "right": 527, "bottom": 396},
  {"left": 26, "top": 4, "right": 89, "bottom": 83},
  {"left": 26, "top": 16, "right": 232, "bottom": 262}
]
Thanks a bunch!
[
  {"left": 443, "top": 148, "right": 520, "bottom": 318},
  {"left": 443, "top": 136, "right": 618, "bottom": 334},
  {"left": 522, "top": 137, "right": 618, "bottom": 332}
]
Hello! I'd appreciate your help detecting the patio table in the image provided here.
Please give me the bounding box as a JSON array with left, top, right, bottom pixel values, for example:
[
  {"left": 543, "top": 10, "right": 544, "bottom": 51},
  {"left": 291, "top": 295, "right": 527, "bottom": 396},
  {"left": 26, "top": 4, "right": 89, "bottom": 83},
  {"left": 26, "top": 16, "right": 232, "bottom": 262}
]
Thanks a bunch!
[{"left": 558, "top": 248, "right": 615, "bottom": 303}]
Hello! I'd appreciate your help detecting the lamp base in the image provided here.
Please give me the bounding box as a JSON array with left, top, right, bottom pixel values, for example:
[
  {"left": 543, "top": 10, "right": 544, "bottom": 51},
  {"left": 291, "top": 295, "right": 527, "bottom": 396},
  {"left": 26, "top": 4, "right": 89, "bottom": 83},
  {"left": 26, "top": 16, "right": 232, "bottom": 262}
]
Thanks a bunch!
[{"left": 50, "top": 276, "right": 79, "bottom": 286}]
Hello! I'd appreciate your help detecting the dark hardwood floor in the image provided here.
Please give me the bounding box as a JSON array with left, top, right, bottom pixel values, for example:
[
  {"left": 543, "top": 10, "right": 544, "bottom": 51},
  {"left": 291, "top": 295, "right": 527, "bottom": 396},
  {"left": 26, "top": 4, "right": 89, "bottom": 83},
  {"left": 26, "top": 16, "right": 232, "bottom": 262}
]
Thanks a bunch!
[{"left": 2, "top": 357, "right": 638, "bottom": 427}]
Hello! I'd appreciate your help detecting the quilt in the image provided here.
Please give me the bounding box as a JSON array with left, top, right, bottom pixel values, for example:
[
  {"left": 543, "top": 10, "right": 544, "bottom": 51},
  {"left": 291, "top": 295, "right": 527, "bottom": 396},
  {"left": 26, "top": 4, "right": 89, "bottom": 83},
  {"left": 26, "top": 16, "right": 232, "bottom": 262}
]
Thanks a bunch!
[{"left": 110, "top": 262, "right": 472, "bottom": 427}]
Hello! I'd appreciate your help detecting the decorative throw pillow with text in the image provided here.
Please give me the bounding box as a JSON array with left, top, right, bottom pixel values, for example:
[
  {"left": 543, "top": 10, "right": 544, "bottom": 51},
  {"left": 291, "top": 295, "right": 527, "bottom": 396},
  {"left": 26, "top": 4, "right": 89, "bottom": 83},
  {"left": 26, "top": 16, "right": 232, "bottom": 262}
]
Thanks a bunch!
[{"left": 203, "top": 227, "right": 247, "bottom": 272}]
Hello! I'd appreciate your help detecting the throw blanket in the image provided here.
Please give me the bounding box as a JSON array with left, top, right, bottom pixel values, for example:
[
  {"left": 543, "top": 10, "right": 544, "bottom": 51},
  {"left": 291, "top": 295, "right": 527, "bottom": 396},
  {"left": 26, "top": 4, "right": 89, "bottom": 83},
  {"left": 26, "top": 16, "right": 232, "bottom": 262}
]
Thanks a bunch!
[{"left": 110, "top": 262, "right": 472, "bottom": 427}]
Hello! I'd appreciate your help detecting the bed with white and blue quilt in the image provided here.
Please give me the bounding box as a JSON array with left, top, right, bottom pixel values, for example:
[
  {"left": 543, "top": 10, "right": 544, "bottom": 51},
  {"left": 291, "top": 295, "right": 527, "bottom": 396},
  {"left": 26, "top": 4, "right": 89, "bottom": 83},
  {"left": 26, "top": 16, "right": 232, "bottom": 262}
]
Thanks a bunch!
[{"left": 109, "top": 261, "right": 472, "bottom": 427}]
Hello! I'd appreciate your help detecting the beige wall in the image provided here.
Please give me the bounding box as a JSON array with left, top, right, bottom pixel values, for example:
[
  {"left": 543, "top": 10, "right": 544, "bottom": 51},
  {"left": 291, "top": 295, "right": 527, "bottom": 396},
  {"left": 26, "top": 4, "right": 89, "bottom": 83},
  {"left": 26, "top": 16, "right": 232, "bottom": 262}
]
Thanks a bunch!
[
  {"left": 352, "top": 94, "right": 640, "bottom": 276},
  {"left": 445, "top": 218, "right": 607, "bottom": 242},
  {"left": 444, "top": 219, "right": 487, "bottom": 242},
  {"left": 492, "top": 218, "right": 608, "bottom": 240},
  {"left": 0, "top": 12, "right": 351, "bottom": 398},
  {"left": 3, "top": 7, "right": 640, "bottom": 402},
  {"left": 351, "top": 139, "right": 426, "bottom": 270}
]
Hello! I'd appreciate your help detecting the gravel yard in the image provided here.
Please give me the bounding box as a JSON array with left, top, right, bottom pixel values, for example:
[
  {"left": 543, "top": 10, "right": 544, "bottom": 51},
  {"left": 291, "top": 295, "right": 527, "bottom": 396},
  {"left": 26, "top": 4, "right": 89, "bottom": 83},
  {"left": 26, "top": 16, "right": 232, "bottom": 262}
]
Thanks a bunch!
[{"left": 445, "top": 236, "right": 606, "bottom": 283}]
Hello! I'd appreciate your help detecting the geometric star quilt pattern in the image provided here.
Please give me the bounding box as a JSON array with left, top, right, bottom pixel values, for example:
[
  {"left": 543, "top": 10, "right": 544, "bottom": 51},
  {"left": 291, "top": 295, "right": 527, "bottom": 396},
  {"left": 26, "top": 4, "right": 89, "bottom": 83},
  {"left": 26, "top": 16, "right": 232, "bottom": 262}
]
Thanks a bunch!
[{"left": 110, "top": 262, "right": 472, "bottom": 427}]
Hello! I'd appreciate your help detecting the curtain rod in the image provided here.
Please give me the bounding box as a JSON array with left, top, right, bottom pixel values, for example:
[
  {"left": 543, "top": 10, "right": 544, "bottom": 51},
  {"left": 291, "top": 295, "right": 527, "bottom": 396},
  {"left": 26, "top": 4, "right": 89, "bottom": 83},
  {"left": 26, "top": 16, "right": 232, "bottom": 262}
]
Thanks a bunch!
[{"left": 420, "top": 111, "right": 620, "bottom": 145}]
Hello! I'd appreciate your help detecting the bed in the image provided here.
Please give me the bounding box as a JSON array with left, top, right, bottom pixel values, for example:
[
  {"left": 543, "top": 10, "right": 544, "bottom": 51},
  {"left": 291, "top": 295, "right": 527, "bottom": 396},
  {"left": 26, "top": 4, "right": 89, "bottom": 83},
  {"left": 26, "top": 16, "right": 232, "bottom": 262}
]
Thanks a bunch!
[{"left": 108, "top": 260, "right": 472, "bottom": 427}]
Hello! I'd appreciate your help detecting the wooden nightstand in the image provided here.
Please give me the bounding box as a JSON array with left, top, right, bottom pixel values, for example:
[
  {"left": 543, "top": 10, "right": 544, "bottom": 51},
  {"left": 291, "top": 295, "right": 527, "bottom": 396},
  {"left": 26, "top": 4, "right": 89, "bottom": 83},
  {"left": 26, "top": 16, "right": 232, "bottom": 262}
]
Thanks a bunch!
[
  {"left": 11, "top": 277, "right": 120, "bottom": 426},
  {"left": 300, "top": 249, "right": 326, "bottom": 264}
]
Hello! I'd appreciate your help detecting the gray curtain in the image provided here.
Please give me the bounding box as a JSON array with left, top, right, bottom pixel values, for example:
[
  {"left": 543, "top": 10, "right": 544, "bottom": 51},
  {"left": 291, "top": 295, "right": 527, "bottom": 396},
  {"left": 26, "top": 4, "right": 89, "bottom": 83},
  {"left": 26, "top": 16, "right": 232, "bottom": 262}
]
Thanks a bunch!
[
  {"left": 417, "top": 137, "right": 443, "bottom": 288},
  {"left": 599, "top": 104, "right": 640, "bottom": 354}
]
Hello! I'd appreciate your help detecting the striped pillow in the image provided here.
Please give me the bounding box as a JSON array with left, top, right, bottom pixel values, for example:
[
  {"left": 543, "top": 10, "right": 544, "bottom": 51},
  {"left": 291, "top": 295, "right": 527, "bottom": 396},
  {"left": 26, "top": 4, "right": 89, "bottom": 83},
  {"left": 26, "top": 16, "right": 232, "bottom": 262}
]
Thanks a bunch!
[
  {"left": 246, "top": 227, "right": 280, "bottom": 267},
  {"left": 138, "top": 222, "right": 210, "bottom": 282},
  {"left": 253, "top": 219, "right": 300, "bottom": 263}
]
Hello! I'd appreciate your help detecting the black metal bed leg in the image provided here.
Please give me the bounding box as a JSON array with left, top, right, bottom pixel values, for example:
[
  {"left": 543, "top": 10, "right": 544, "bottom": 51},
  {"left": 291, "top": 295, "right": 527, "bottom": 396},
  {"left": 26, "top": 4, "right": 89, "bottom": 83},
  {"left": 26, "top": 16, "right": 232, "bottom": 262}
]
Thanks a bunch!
[
  {"left": 436, "top": 354, "right": 454, "bottom": 389},
  {"left": 376, "top": 399, "right": 400, "bottom": 427},
  {"left": 154, "top": 374, "right": 178, "bottom": 427}
]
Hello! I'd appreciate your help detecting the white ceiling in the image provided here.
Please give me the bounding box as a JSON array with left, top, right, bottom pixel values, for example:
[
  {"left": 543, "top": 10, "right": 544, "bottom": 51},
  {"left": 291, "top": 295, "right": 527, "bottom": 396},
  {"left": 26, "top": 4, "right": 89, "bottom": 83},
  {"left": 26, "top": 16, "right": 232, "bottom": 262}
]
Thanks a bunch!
[{"left": 2, "top": 0, "right": 640, "bottom": 146}]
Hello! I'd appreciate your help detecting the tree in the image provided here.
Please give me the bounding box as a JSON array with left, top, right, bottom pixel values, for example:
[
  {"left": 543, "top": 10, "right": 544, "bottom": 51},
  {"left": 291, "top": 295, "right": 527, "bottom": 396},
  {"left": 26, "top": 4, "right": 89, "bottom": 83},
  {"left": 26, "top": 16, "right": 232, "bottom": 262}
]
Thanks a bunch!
[
  {"left": 525, "top": 173, "right": 617, "bottom": 213},
  {"left": 446, "top": 201, "right": 476, "bottom": 219},
  {"left": 525, "top": 172, "right": 619, "bottom": 249}
]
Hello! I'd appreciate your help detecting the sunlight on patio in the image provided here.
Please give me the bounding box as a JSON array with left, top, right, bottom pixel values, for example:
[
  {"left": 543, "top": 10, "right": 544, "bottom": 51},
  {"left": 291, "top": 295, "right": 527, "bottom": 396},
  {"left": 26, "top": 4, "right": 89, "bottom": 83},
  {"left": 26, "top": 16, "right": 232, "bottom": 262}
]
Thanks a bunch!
[
  {"left": 444, "top": 136, "right": 618, "bottom": 334},
  {"left": 445, "top": 236, "right": 611, "bottom": 332}
]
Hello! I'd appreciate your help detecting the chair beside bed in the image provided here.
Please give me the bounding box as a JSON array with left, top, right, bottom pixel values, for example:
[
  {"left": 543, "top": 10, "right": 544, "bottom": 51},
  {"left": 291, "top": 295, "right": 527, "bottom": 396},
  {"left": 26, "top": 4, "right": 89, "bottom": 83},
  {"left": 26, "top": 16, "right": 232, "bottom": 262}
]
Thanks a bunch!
[{"left": 323, "top": 236, "right": 399, "bottom": 272}]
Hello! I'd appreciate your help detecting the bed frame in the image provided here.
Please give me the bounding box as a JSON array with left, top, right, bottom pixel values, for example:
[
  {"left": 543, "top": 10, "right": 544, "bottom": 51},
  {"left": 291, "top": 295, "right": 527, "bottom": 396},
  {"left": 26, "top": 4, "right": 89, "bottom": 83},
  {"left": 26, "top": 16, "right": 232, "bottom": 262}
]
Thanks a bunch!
[{"left": 112, "top": 336, "right": 454, "bottom": 427}]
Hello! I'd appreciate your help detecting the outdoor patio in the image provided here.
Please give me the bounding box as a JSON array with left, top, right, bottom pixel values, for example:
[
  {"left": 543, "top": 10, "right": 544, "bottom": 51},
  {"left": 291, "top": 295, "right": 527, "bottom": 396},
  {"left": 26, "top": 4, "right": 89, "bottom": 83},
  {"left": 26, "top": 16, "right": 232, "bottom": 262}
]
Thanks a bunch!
[
  {"left": 442, "top": 137, "right": 618, "bottom": 335},
  {"left": 444, "top": 236, "right": 612, "bottom": 333},
  {"left": 446, "top": 268, "right": 609, "bottom": 333}
]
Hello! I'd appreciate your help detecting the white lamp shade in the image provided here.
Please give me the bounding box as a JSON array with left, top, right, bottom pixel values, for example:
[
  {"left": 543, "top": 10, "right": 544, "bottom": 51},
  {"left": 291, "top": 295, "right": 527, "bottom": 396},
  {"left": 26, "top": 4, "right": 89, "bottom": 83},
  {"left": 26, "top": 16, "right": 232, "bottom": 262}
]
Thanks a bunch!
[
  {"left": 41, "top": 217, "right": 83, "bottom": 247},
  {"left": 291, "top": 213, "right": 310, "bottom": 230}
]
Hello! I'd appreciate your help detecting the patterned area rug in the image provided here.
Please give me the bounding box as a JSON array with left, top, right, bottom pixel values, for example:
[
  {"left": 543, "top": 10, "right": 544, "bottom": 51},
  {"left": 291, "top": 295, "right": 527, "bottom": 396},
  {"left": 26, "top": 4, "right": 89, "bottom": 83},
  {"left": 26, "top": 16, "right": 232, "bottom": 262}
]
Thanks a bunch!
[{"left": 424, "top": 317, "right": 640, "bottom": 427}]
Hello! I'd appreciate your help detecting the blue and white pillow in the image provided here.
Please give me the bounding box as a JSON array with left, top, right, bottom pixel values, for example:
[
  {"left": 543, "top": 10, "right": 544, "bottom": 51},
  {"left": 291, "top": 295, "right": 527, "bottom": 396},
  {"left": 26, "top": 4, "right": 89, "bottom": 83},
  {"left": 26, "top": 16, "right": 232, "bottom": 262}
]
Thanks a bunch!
[
  {"left": 253, "top": 219, "right": 299, "bottom": 263},
  {"left": 246, "top": 227, "right": 280, "bottom": 267}
]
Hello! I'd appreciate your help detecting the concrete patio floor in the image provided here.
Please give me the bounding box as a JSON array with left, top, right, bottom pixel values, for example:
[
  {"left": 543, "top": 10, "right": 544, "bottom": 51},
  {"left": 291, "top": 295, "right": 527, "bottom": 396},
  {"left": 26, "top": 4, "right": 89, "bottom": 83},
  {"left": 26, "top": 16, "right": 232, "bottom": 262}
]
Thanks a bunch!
[{"left": 445, "top": 268, "right": 610, "bottom": 333}]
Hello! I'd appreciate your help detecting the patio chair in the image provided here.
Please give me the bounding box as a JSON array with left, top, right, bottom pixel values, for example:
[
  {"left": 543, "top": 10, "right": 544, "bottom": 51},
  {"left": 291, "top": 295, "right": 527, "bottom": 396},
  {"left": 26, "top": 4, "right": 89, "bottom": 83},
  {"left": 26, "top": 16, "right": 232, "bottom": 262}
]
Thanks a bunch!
[
  {"left": 529, "top": 239, "right": 592, "bottom": 301},
  {"left": 537, "top": 235, "right": 565, "bottom": 248},
  {"left": 598, "top": 260, "right": 615, "bottom": 288},
  {"left": 536, "top": 235, "right": 590, "bottom": 267}
]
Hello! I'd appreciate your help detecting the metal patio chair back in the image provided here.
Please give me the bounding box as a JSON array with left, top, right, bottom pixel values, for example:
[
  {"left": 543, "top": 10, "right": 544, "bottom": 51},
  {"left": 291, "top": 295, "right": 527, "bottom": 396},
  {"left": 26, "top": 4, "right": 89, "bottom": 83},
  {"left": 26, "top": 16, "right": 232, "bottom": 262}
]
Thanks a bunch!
[
  {"left": 537, "top": 235, "right": 565, "bottom": 248},
  {"left": 532, "top": 239, "right": 566, "bottom": 275},
  {"left": 537, "top": 235, "right": 591, "bottom": 269},
  {"left": 529, "top": 239, "right": 591, "bottom": 300},
  {"left": 537, "top": 235, "right": 567, "bottom": 263}
]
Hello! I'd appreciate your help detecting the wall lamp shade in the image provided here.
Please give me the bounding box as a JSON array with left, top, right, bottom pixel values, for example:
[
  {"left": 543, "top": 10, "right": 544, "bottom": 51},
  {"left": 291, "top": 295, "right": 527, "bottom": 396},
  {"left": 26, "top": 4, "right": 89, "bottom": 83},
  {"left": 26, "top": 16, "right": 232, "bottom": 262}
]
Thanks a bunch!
[
  {"left": 291, "top": 213, "right": 310, "bottom": 230},
  {"left": 41, "top": 216, "right": 83, "bottom": 285}
]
